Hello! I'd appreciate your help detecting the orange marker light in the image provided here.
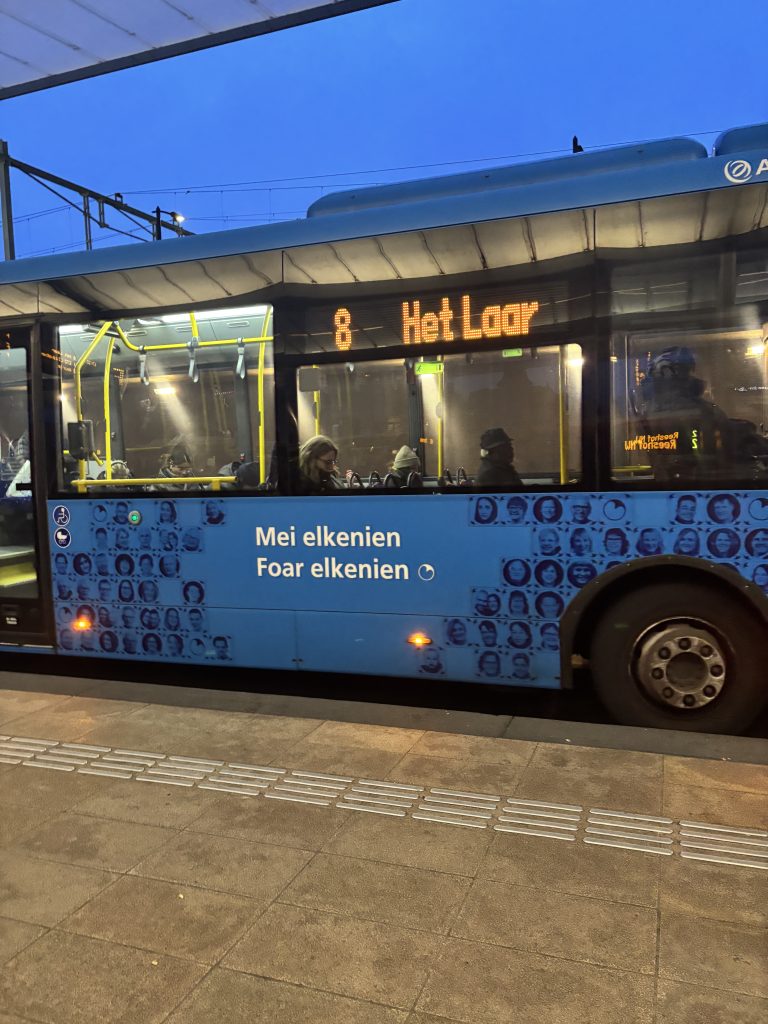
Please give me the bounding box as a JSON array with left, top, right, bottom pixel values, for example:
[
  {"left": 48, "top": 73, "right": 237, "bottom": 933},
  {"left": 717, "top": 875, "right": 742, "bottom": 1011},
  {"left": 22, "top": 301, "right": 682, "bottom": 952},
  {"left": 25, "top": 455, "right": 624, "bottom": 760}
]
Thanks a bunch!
[
  {"left": 72, "top": 616, "right": 92, "bottom": 632},
  {"left": 408, "top": 632, "right": 432, "bottom": 647}
]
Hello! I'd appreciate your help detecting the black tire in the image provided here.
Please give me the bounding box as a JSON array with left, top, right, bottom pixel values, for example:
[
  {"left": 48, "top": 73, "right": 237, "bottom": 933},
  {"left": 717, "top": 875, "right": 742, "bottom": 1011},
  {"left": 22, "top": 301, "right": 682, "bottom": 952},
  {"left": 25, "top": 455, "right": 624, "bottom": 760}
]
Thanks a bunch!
[{"left": 589, "top": 581, "right": 767, "bottom": 733}]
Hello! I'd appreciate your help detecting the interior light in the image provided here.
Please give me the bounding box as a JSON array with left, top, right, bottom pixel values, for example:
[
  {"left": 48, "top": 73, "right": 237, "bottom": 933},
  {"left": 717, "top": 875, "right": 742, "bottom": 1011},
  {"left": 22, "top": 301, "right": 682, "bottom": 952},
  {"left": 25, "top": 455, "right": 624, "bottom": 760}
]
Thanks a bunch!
[
  {"left": 154, "top": 386, "right": 176, "bottom": 396},
  {"left": 567, "top": 356, "right": 585, "bottom": 367},
  {"left": 407, "top": 632, "right": 432, "bottom": 647},
  {"left": 72, "top": 616, "right": 92, "bottom": 632},
  {"left": 747, "top": 344, "right": 765, "bottom": 357}
]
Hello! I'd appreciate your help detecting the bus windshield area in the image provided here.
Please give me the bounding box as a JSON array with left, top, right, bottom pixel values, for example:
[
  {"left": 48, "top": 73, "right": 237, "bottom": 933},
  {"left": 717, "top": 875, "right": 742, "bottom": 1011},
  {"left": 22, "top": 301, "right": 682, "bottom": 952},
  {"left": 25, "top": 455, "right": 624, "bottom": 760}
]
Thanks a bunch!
[{"left": 612, "top": 326, "right": 768, "bottom": 486}]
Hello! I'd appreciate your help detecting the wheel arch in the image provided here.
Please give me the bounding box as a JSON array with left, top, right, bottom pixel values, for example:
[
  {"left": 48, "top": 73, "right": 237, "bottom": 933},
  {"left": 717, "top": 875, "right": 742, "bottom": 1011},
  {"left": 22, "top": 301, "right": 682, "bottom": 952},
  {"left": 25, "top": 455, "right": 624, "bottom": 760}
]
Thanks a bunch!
[{"left": 559, "top": 555, "right": 768, "bottom": 687}]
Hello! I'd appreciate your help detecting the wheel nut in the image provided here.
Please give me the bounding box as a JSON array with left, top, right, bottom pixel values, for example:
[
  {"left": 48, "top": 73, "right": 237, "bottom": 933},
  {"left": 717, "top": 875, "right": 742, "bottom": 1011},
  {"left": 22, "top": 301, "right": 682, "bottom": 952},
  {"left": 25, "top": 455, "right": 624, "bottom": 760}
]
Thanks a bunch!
[
  {"left": 678, "top": 637, "right": 691, "bottom": 651},
  {"left": 662, "top": 687, "right": 674, "bottom": 698},
  {"left": 711, "top": 665, "right": 724, "bottom": 677},
  {"left": 683, "top": 694, "right": 696, "bottom": 707},
  {"left": 658, "top": 646, "right": 671, "bottom": 659},
  {"left": 651, "top": 668, "right": 664, "bottom": 680},
  {"left": 701, "top": 645, "right": 713, "bottom": 657},
  {"left": 703, "top": 685, "right": 716, "bottom": 697}
]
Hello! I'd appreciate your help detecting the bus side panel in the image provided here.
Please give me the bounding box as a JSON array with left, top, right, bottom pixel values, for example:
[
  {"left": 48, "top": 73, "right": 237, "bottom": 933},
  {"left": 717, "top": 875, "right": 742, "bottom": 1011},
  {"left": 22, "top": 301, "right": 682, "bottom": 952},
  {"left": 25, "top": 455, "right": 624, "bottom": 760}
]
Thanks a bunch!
[
  {"left": 46, "top": 490, "right": 768, "bottom": 685},
  {"left": 294, "top": 610, "right": 560, "bottom": 689}
]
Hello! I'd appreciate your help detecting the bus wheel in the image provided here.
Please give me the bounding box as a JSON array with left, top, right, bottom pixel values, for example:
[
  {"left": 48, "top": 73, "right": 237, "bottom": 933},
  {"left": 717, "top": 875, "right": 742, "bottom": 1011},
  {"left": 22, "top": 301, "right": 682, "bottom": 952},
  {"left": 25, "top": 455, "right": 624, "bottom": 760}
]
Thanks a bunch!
[{"left": 589, "top": 581, "right": 767, "bottom": 733}]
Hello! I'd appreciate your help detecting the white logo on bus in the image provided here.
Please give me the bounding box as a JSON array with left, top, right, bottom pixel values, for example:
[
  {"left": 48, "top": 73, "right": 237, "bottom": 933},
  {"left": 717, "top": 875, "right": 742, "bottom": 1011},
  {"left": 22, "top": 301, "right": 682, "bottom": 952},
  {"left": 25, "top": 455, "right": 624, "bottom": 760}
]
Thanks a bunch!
[{"left": 724, "top": 159, "right": 753, "bottom": 184}]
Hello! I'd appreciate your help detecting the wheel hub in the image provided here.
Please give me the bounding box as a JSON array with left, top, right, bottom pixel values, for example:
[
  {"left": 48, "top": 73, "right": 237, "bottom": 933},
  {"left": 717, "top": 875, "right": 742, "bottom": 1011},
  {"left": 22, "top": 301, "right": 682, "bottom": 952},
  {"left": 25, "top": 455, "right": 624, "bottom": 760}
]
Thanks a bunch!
[{"left": 635, "top": 622, "right": 726, "bottom": 710}]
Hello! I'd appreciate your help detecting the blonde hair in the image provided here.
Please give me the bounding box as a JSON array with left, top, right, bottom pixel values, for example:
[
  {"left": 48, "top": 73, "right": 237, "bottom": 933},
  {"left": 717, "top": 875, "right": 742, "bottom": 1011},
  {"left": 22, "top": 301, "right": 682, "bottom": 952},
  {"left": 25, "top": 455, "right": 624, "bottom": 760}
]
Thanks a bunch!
[{"left": 298, "top": 435, "right": 337, "bottom": 482}]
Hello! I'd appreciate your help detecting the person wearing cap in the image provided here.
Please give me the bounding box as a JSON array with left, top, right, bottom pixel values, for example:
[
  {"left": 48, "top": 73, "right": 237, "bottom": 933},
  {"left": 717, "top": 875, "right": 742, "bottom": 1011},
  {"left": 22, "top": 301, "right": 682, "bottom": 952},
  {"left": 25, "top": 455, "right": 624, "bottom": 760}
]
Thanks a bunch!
[
  {"left": 296, "top": 435, "right": 345, "bottom": 495},
  {"left": 389, "top": 445, "right": 422, "bottom": 488},
  {"left": 475, "top": 428, "right": 522, "bottom": 487}
]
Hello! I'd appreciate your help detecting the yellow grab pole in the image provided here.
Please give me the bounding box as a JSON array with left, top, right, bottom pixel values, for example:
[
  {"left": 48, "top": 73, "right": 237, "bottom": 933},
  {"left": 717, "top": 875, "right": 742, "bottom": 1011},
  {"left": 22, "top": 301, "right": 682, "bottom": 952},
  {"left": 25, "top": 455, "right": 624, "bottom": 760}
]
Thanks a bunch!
[
  {"left": 436, "top": 361, "right": 444, "bottom": 478},
  {"left": 74, "top": 321, "right": 112, "bottom": 478},
  {"left": 558, "top": 350, "right": 568, "bottom": 485},
  {"left": 258, "top": 341, "right": 267, "bottom": 483},
  {"left": 102, "top": 337, "right": 116, "bottom": 479}
]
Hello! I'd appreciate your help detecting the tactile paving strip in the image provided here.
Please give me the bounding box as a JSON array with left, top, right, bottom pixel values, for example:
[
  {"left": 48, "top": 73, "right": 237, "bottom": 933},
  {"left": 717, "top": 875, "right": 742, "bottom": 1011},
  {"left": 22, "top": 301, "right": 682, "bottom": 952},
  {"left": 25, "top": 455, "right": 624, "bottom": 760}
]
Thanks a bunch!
[{"left": 2, "top": 733, "right": 765, "bottom": 870}]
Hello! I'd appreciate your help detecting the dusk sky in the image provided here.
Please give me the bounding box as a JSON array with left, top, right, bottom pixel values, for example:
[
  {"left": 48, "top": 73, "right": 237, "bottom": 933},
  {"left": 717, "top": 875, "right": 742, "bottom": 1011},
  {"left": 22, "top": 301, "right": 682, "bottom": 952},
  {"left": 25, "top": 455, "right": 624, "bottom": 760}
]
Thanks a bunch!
[{"left": 1, "top": 0, "right": 766, "bottom": 259}]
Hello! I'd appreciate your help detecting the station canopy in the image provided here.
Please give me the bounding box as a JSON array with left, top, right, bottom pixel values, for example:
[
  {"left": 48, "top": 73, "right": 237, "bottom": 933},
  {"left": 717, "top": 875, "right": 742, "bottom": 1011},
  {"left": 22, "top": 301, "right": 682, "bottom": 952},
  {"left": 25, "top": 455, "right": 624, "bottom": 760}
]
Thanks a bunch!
[{"left": 0, "top": 0, "right": 398, "bottom": 100}]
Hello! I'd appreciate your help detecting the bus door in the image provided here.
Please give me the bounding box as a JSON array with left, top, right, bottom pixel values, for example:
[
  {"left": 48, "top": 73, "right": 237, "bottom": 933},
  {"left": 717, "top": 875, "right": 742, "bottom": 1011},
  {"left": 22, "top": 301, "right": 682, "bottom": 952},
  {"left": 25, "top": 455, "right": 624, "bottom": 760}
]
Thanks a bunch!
[{"left": 0, "top": 330, "right": 50, "bottom": 645}]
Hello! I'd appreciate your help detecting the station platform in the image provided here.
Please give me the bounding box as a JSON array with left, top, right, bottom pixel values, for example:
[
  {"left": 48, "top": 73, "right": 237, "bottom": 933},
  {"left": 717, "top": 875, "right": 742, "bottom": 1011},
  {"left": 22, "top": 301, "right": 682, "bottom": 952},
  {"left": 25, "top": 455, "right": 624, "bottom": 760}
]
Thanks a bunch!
[{"left": 0, "top": 667, "right": 766, "bottom": 1024}]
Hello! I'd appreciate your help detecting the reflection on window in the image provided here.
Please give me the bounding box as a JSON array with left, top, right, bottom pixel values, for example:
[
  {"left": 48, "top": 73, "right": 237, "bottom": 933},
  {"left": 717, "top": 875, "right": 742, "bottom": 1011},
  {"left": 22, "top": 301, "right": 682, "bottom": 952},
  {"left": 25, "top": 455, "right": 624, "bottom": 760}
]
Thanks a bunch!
[
  {"left": 57, "top": 306, "right": 274, "bottom": 492},
  {"left": 296, "top": 344, "right": 582, "bottom": 492},
  {"left": 611, "top": 325, "right": 768, "bottom": 484}
]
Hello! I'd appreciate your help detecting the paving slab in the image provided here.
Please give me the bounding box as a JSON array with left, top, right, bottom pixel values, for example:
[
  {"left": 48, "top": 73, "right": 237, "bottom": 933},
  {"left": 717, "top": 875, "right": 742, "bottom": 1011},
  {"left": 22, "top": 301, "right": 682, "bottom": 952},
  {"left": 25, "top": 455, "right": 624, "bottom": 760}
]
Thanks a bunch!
[
  {"left": 187, "top": 794, "right": 351, "bottom": 850},
  {"left": 415, "top": 936, "right": 655, "bottom": 1024},
  {"left": 61, "top": 873, "right": 264, "bottom": 965},
  {"left": 0, "top": 918, "right": 46, "bottom": 967},
  {"left": 0, "top": 850, "right": 116, "bottom": 927},
  {"left": 385, "top": 753, "right": 524, "bottom": 794},
  {"left": 655, "top": 979, "right": 768, "bottom": 1024},
  {"left": 165, "top": 967, "right": 409, "bottom": 1023},
  {"left": 130, "top": 830, "right": 313, "bottom": 899},
  {"left": 222, "top": 902, "right": 439, "bottom": 1010},
  {"left": 323, "top": 813, "right": 491, "bottom": 876},
  {"left": 10, "top": 812, "right": 176, "bottom": 872},
  {"left": 658, "top": 908, "right": 768, "bottom": 998},
  {"left": 451, "top": 878, "right": 658, "bottom": 974},
  {"left": 0, "top": 929, "right": 207, "bottom": 1024},
  {"left": 280, "top": 852, "right": 472, "bottom": 934}
]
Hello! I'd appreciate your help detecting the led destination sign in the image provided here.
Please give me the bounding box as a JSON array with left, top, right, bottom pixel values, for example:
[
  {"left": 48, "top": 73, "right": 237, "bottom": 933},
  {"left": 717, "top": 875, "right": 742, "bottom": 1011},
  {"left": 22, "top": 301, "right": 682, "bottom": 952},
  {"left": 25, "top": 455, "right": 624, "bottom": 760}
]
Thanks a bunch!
[{"left": 332, "top": 292, "right": 540, "bottom": 351}]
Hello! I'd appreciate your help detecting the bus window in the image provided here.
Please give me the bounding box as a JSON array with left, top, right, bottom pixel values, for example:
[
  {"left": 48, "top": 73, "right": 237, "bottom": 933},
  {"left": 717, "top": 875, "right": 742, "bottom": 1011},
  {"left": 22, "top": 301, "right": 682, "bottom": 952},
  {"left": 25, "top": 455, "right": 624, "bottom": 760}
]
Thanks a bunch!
[
  {"left": 611, "top": 326, "right": 768, "bottom": 484},
  {"left": 297, "top": 360, "right": 410, "bottom": 485},
  {"left": 57, "top": 305, "right": 274, "bottom": 492},
  {"left": 0, "top": 347, "right": 37, "bottom": 598},
  {"left": 440, "top": 345, "right": 582, "bottom": 485},
  {"left": 295, "top": 342, "right": 582, "bottom": 491}
]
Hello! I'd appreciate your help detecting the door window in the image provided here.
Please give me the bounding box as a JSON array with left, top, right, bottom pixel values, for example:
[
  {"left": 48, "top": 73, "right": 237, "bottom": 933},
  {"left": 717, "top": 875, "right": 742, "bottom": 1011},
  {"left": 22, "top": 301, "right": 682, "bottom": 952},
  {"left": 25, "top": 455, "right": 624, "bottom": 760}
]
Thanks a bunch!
[{"left": 0, "top": 346, "right": 37, "bottom": 598}]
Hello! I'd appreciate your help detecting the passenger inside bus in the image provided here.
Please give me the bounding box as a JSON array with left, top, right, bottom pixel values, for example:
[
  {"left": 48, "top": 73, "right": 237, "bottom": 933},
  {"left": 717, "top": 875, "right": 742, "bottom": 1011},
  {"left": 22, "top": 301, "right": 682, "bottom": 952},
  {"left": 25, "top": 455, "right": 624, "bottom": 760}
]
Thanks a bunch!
[
  {"left": 297, "top": 435, "right": 345, "bottom": 495},
  {"left": 636, "top": 346, "right": 768, "bottom": 482},
  {"left": 149, "top": 445, "right": 195, "bottom": 491},
  {"left": 474, "top": 428, "right": 523, "bottom": 488},
  {"left": 386, "top": 446, "right": 422, "bottom": 488}
]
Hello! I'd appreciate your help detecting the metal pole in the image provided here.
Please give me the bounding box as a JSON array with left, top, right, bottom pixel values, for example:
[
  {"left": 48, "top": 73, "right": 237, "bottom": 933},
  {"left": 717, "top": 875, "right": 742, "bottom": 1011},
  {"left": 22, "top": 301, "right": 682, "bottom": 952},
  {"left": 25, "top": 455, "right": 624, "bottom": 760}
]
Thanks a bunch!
[
  {"left": 83, "top": 195, "right": 92, "bottom": 250},
  {"left": 0, "top": 139, "right": 16, "bottom": 260}
]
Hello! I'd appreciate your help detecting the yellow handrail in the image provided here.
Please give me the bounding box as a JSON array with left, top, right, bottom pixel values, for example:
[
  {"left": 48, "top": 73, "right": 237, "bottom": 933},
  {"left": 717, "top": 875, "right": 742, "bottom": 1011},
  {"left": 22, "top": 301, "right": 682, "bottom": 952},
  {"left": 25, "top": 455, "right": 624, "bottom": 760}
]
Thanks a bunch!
[
  {"left": 102, "top": 337, "right": 116, "bottom": 479},
  {"left": 436, "top": 359, "right": 444, "bottom": 478},
  {"left": 258, "top": 339, "right": 267, "bottom": 484},
  {"left": 558, "top": 350, "right": 568, "bottom": 485},
  {"left": 114, "top": 324, "right": 273, "bottom": 353},
  {"left": 312, "top": 362, "right": 321, "bottom": 436},
  {"left": 72, "top": 475, "right": 236, "bottom": 494},
  {"left": 74, "top": 321, "right": 112, "bottom": 478}
]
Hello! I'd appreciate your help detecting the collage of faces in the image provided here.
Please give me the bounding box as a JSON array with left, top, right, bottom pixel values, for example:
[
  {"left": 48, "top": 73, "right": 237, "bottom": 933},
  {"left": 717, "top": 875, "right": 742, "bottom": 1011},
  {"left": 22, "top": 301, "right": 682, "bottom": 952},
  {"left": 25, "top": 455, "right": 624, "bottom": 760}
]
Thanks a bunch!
[
  {"left": 52, "top": 498, "right": 232, "bottom": 661},
  {"left": 418, "top": 491, "right": 768, "bottom": 683}
]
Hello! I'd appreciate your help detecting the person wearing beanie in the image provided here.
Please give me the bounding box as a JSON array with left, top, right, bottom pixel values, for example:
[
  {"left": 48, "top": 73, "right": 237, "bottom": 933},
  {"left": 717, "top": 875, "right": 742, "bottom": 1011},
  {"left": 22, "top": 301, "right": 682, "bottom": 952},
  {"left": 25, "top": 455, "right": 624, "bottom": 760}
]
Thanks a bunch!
[
  {"left": 391, "top": 445, "right": 422, "bottom": 487},
  {"left": 297, "top": 434, "right": 345, "bottom": 494},
  {"left": 475, "top": 427, "right": 523, "bottom": 487}
]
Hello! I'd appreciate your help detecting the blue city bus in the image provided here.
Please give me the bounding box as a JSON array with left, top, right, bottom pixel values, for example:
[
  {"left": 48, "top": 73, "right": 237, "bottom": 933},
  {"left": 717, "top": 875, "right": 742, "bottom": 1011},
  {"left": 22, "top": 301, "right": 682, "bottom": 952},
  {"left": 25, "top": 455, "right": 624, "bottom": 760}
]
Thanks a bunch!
[{"left": 1, "top": 122, "right": 768, "bottom": 732}]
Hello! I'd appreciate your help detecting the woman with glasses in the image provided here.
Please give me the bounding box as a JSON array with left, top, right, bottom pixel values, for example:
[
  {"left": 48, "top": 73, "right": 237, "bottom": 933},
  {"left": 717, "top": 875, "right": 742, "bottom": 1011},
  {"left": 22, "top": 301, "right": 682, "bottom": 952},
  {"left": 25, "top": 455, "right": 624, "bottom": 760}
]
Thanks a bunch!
[{"left": 297, "top": 435, "right": 345, "bottom": 495}]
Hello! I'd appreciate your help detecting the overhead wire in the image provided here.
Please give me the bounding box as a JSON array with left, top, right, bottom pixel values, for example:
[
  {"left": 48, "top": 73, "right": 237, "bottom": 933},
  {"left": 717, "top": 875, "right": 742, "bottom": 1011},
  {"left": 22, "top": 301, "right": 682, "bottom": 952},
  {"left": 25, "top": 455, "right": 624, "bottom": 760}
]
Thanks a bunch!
[{"left": 8, "top": 124, "right": 731, "bottom": 256}]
